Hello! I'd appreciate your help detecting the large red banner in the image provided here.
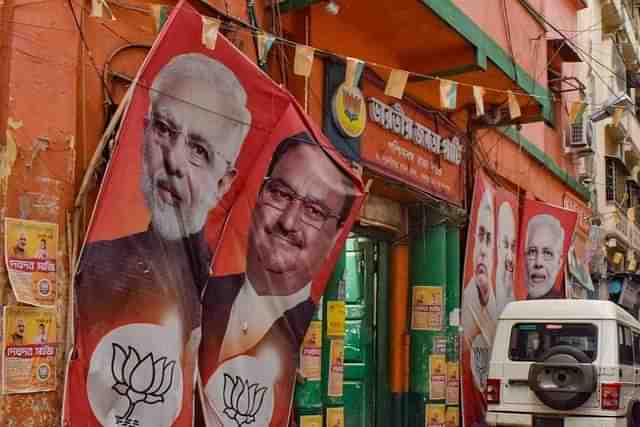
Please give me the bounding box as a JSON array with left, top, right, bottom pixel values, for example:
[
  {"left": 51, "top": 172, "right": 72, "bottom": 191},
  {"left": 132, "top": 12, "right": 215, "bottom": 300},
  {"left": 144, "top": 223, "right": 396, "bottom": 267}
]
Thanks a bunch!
[
  {"left": 461, "top": 173, "right": 578, "bottom": 427},
  {"left": 514, "top": 199, "right": 577, "bottom": 301},
  {"left": 461, "top": 171, "right": 519, "bottom": 427},
  {"left": 64, "top": 2, "right": 364, "bottom": 426}
]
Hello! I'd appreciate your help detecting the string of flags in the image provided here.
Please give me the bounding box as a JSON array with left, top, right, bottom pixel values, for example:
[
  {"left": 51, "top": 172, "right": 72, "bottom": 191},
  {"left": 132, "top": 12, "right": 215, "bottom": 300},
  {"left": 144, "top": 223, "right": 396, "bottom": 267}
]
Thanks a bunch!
[{"left": 89, "top": 4, "right": 624, "bottom": 120}]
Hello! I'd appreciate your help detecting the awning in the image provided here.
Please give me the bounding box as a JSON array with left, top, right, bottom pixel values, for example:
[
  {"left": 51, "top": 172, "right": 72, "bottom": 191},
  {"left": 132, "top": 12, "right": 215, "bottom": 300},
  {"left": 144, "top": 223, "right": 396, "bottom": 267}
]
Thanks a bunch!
[{"left": 568, "top": 247, "right": 595, "bottom": 292}]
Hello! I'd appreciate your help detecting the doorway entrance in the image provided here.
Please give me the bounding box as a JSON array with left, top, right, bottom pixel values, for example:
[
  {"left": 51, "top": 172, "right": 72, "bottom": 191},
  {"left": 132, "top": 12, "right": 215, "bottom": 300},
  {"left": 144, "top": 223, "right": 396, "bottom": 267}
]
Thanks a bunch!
[{"left": 343, "top": 232, "right": 391, "bottom": 427}]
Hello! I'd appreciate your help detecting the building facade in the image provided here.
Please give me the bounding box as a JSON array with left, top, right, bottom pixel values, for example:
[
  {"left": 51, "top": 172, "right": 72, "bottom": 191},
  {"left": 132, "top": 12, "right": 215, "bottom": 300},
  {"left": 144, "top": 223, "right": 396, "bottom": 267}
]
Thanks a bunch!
[
  {"left": 575, "top": 0, "right": 640, "bottom": 308},
  {"left": 0, "top": 0, "right": 592, "bottom": 426}
]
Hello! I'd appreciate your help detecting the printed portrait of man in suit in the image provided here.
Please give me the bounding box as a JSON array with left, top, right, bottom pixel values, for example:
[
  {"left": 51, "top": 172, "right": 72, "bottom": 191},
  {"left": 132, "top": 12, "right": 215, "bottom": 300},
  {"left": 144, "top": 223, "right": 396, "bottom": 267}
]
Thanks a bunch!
[
  {"left": 73, "top": 52, "right": 251, "bottom": 427},
  {"left": 199, "top": 131, "right": 356, "bottom": 427}
]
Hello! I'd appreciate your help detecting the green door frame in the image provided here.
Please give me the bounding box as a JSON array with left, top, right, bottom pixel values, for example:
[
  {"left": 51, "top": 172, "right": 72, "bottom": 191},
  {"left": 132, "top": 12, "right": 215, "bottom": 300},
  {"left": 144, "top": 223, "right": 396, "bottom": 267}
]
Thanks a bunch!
[{"left": 350, "top": 226, "right": 393, "bottom": 427}]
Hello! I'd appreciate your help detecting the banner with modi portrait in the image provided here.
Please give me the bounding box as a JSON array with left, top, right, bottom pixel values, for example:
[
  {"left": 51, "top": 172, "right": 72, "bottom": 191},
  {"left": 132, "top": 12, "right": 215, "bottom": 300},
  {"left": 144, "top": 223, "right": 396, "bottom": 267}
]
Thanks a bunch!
[
  {"left": 461, "top": 170, "right": 520, "bottom": 427},
  {"left": 64, "top": 2, "right": 365, "bottom": 426}
]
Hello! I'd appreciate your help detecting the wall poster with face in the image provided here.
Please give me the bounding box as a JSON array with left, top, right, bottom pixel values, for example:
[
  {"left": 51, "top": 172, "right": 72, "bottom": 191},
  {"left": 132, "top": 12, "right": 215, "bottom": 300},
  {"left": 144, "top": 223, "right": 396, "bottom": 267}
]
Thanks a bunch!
[
  {"left": 514, "top": 199, "right": 577, "bottom": 302},
  {"left": 461, "top": 170, "right": 519, "bottom": 427},
  {"left": 64, "top": 2, "right": 364, "bottom": 426}
]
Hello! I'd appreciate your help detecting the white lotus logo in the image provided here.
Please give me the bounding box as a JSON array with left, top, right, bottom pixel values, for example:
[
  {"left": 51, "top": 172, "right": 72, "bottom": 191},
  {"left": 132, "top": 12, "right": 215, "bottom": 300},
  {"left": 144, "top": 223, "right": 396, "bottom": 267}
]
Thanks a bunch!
[
  {"left": 222, "top": 374, "right": 267, "bottom": 426},
  {"left": 111, "top": 343, "right": 176, "bottom": 421}
]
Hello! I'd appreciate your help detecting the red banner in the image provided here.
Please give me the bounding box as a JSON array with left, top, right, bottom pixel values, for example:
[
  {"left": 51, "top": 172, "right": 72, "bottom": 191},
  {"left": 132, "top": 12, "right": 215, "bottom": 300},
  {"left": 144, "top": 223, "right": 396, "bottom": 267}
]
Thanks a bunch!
[
  {"left": 514, "top": 199, "right": 577, "bottom": 301},
  {"left": 65, "top": 2, "right": 364, "bottom": 426},
  {"left": 461, "top": 171, "right": 519, "bottom": 427}
]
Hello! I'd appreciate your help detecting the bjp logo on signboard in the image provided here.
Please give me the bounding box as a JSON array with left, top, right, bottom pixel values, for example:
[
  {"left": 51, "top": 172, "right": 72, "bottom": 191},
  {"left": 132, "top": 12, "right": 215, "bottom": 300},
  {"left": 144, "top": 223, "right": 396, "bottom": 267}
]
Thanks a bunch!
[{"left": 331, "top": 83, "right": 366, "bottom": 138}]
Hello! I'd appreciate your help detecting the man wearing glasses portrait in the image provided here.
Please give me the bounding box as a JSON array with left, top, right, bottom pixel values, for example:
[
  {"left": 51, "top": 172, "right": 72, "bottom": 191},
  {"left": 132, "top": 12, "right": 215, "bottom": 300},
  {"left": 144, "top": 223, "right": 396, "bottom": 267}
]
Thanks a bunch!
[
  {"left": 524, "top": 214, "right": 565, "bottom": 299},
  {"left": 73, "top": 53, "right": 251, "bottom": 426},
  {"left": 198, "top": 132, "right": 355, "bottom": 427}
]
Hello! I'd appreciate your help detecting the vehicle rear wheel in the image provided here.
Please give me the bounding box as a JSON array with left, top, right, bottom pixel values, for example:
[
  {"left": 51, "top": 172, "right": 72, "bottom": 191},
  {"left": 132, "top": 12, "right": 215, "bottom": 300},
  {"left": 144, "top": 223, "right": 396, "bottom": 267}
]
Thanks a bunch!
[{"left": 528, "top": 345, "right": 596, "bottom": 411}]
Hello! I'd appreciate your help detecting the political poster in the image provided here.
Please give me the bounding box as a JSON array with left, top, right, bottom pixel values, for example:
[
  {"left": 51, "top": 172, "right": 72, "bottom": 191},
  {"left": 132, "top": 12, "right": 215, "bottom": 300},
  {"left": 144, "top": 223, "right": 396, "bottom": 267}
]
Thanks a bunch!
[
  {"left": 300, "top": 415, "right": 323, "bottom": 427},
  {"left": 3, "top": 306, "right": 56, "bottom": 394},
  {"left": 325, "top": 407, "right": 344, "bottom": 427},
  {"left": 411, "top": 286, "right": 444, "bottom": 331},
  {"left": 446, "top": 362, "right": 459, "bottom": 405},
  {"left": 461, "top": 171, "right": 519, "bottom": 427},
  {"left": 514, "top": 199, "right": 577, "bottom": 301},
  {"left": 426, "top": 404, "right": 445, "bottom": 427},
  {"left": 300, "top": 320, "right": 322, "bottom": 381},
  {"left": 64, "top": 1, "right": 364, "bottom": 426},
  {"left": 327, "top": 339, "right": 344, "bottom": 398},
  {"left": 5, "top": 218, "right": 58, "bottom": 307},
  {"left": 429, "top": 354, "right": 446, "bottom": 400}
]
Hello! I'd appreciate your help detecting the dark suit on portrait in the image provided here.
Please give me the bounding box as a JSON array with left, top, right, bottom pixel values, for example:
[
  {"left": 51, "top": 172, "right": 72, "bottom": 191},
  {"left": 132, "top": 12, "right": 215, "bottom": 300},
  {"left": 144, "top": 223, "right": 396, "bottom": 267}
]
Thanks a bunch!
[
  {"left": 71, "top": 227, "right": 211, "bottom": 425},
  {"left": 197, "top": 273, "right": 316, "bottom": 427}
]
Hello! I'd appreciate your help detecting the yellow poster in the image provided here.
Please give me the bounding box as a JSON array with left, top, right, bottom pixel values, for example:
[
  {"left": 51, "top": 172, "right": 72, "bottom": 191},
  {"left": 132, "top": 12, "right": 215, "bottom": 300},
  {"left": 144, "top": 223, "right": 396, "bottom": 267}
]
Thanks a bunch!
[
  {"left": 446, "top": 362, "right": 460, "bottom": 404},
  {"left": 3, "top": 305, "right": 56, "bottom": 394},
  {"left": 301, "top": 415, "right": 323, "bottom": 427},
  {"left": 426, "top": 404, "right": 445, "bottom": 427},
  {"left": 326, "top": 407, "right": 344, "bottom": 427},
  {"left": 300, "top": 320, "right": 322, "bottom": 380},
  {"left": 327, "top": 301, "right": 345, "bottom": 337},
  {"left": 328, "top": 339, "right": 344, "bottom": 397},
  {"left": 5, "top": 218, "right": 58, "bottom": 307},
  {"left": 429, "top": 354, "right": 446, "bottom": 400},
  {"left": 445, "top": 406, "right": 460, "bottom": 427},
  {"left": 411, "top": 286, "right": 443, "bottom": 331}
]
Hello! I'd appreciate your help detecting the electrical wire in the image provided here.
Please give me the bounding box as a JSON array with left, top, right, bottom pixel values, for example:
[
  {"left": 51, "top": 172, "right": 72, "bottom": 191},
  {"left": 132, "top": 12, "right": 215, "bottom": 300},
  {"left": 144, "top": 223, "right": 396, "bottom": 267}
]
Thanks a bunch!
[{"left": 66, "top": 0, "right": 114, "bottom": 104}]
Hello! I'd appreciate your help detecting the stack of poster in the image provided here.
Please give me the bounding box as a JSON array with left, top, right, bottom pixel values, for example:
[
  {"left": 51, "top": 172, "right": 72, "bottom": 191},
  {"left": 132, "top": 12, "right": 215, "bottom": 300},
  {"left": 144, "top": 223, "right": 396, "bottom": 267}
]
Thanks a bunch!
[{"left": 3, "top": 218, "right": 58, "bottom": 395}]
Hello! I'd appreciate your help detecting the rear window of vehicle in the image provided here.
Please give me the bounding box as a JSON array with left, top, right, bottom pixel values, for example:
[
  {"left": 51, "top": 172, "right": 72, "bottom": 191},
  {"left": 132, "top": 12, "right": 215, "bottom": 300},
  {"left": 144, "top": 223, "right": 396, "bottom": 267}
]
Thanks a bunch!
[{"left": 509, "top": 323, "right": 597, "bottom": 362}]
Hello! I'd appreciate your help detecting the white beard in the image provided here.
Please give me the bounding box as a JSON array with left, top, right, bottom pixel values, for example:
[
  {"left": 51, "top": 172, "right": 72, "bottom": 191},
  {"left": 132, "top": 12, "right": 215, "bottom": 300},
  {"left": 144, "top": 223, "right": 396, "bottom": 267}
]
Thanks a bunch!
[{"left": 140, "top": 153, "right": 216, "bottom": 241}]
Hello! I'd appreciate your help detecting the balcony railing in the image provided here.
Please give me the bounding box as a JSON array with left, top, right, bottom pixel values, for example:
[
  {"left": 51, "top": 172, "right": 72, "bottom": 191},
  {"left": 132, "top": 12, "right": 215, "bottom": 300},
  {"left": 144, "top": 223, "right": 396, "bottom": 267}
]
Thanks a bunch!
[
  {"left": 602, "top": 205, "right": 640, "bottom": 249},
  {"left": 620, "top": 4, "right": 640, "bottom": 68}
]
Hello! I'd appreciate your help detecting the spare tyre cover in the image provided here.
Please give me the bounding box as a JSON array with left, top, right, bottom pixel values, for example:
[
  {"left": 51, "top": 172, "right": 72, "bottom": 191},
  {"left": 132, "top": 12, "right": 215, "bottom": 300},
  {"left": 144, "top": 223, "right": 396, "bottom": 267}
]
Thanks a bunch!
[{"left": 527, "top": 345, "right": 597, "bottom": 411}]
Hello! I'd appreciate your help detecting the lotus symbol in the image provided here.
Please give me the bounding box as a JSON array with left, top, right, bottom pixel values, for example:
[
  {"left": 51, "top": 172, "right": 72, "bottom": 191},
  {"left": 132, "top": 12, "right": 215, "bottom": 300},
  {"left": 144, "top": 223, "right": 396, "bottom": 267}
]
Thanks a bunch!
[
  {"left": 110, "top": 343, "right": 176, "bottom": 422},
  {"left": 222, "top": 373, "right": 267, "bottom": 426}
]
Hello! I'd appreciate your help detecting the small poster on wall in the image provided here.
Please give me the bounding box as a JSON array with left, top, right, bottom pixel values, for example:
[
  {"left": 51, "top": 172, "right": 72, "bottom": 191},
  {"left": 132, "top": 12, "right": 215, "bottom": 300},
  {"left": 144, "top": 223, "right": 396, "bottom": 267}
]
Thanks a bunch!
[
  {"left": 3, "top": 305, "right": 56, "bottom": 394},
  {"left": 5, "top": 218, "right": 58, "bottom": 307},
  {"left": 328, "top": 339, "right": 344, "bottom": 397},
  {"left": 327, "top": 301, "right": 346, "bottom": 337},
  {"left": 446, "top": 362, "right": 460, "bottom": 404},
  {"left": 429, "top": 354, "right": 446, "bottom": 400},
  {"left": 445, "top": 406, "right": 460, "bottom": 427},
  {"left": 426, "top": 404, "right": 445, "bottom": 427},
  {"left": 411, "top": 286, "right": 443, "bottom": 331},
  {"left": 300, "top": 415, "right": 323, "bottom": 427},
  {"left": 326, "top": 407, "right": 344, "bottom": 427},
  {"left": 300, "top": 320, "right": 322, "bottom": 381}
]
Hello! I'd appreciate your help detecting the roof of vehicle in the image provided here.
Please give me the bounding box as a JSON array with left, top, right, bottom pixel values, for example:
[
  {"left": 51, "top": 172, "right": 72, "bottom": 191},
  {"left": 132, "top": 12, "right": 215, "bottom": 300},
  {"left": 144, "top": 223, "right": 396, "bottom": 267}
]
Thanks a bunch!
[{"left": 499, "top": 300, "right": 640, "bottom": 325}]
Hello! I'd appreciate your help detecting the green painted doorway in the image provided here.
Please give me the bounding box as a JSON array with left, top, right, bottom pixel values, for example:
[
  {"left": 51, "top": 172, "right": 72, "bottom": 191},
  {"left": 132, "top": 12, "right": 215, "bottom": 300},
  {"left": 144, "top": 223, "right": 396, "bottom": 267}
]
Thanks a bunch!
[{"left": 343, "top": 233, "right": 391, "bottom": 427}]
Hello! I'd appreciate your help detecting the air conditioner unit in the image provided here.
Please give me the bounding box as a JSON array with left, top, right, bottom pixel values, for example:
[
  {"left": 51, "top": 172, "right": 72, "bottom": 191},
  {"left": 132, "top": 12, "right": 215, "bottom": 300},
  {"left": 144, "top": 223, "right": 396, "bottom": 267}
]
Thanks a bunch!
[
  {"left": 566, "top": 119, "right": 594, "bottom": 156},
  {"left": 574, "top": 155, "right": 594, "bottom": 184}
]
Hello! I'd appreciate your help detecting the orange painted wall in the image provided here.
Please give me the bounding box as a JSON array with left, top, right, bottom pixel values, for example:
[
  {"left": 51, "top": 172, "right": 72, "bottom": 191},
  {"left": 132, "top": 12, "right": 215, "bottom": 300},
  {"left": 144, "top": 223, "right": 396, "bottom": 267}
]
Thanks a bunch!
[{"left": 0, "top": 0, "right": 80, "bottom": 423}]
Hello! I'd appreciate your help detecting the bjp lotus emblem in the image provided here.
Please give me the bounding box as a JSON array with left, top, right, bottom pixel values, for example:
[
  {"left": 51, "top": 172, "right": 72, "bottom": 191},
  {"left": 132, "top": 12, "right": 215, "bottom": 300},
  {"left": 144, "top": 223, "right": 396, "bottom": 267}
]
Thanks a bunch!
[
  {"left": 111, "top": 343, "right": 176, "bottom": 422},
  {"left": 222, "top": 373, "right": 267, "bottom": 426}
]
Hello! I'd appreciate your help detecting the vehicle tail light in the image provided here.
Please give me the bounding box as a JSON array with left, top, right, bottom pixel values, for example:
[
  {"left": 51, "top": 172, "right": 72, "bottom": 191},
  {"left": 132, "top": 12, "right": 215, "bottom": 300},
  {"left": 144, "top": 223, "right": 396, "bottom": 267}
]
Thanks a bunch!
[
  {"left": 486, "top": 378, "right": 501, "bottom": 404},
  {"left": 601, "top": 383, "right": 621, "bottom": 410}
]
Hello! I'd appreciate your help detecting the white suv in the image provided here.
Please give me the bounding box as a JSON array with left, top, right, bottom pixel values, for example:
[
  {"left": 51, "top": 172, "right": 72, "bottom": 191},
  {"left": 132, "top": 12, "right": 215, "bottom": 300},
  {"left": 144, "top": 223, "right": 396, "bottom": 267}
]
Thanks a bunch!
[{"left": 486, "top": 299, "right": 640, "bottom": 427}]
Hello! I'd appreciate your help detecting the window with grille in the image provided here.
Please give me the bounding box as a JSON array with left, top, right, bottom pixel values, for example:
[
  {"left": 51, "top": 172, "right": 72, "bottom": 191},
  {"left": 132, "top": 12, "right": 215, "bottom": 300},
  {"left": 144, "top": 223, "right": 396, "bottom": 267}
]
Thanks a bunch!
[
  {"left": 606, "top": 157, "right": 630, "bottom": 206},
  {"left": 607, "top": 157, "right": 616, "bottom": 202}
]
